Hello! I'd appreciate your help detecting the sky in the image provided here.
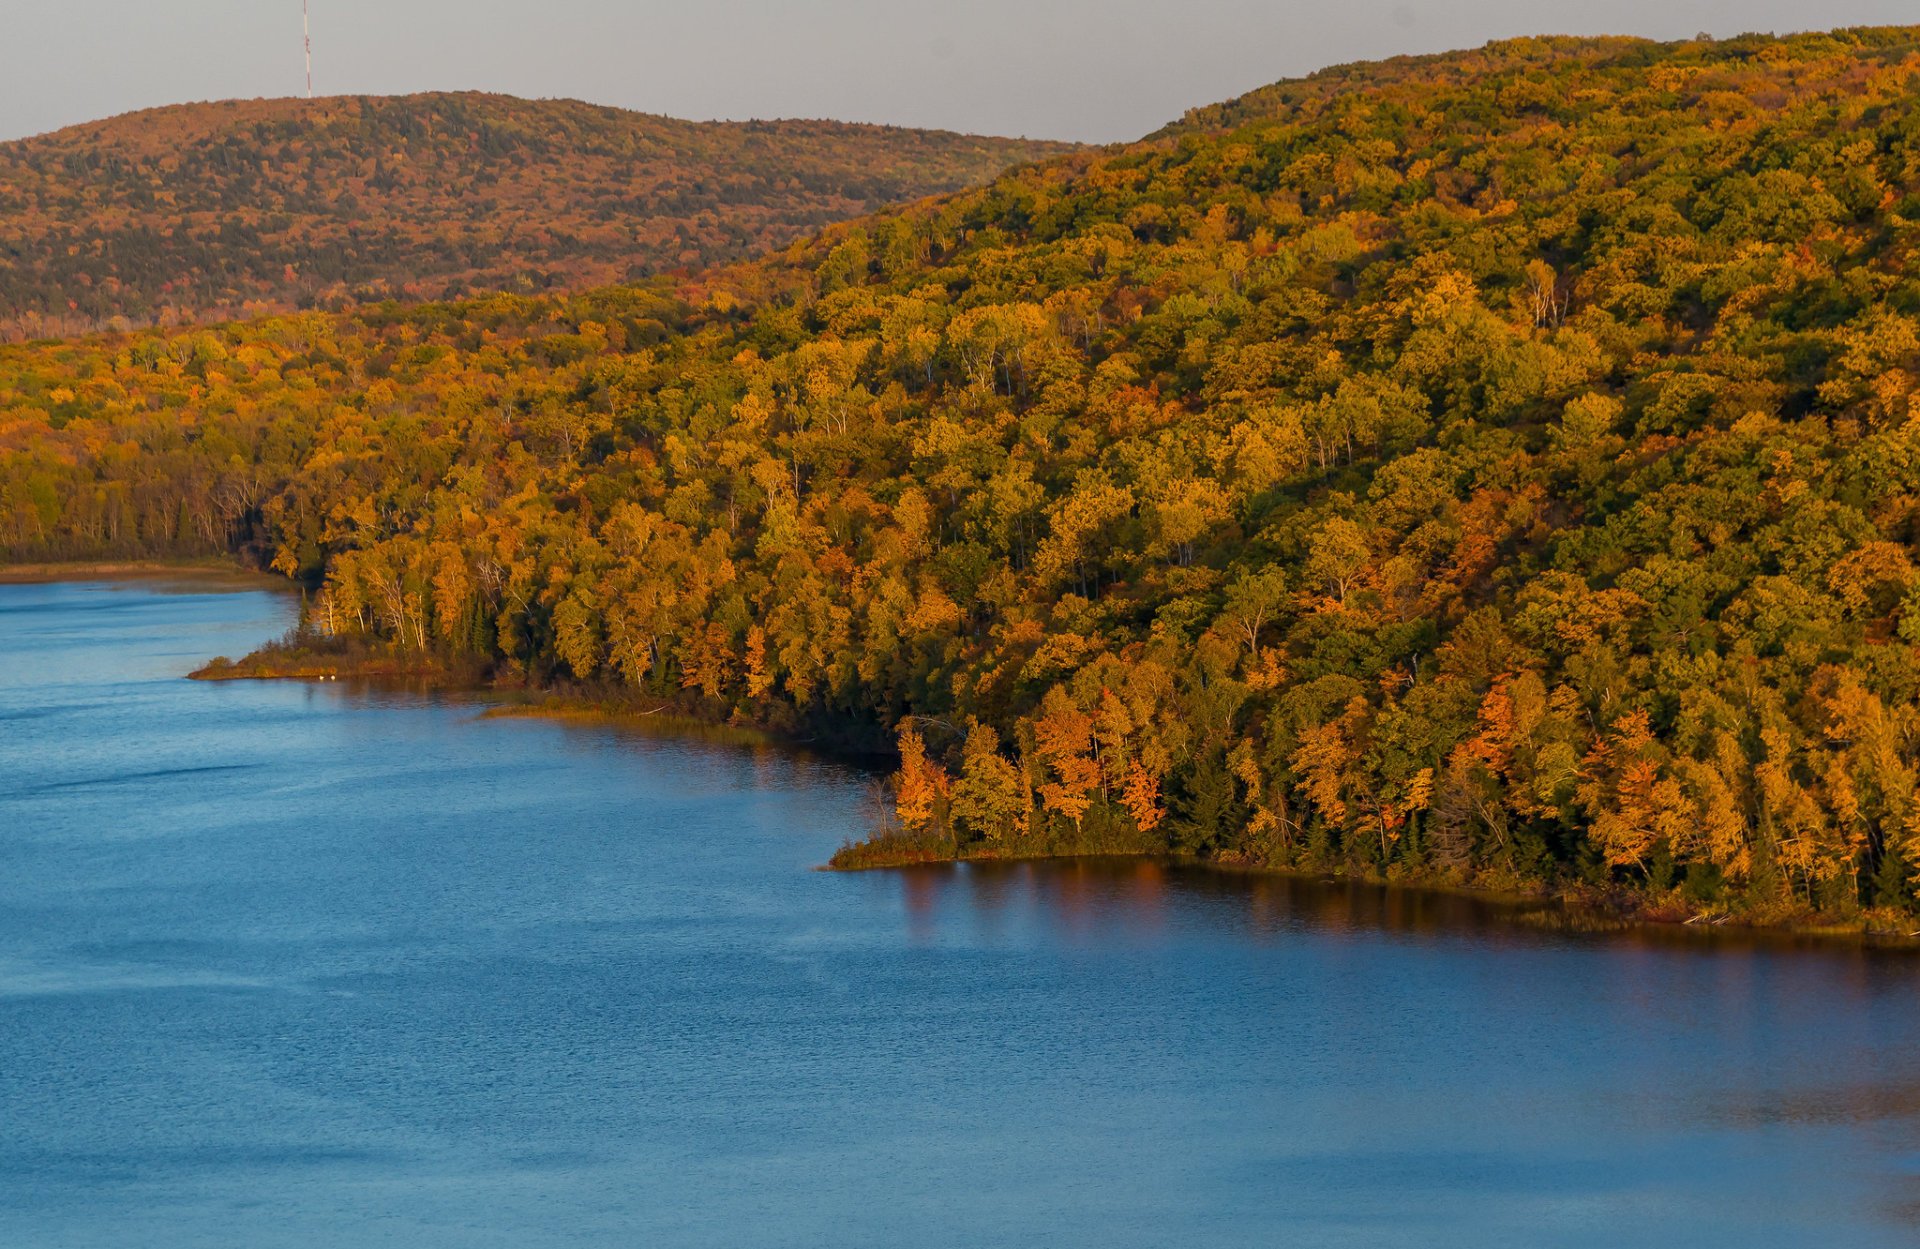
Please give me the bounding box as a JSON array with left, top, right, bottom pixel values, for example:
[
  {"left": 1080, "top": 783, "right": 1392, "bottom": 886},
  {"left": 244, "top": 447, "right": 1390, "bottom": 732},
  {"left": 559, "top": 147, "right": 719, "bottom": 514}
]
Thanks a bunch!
[{"left": 2, "top": 0, "right": 1916, "bottom": 145}]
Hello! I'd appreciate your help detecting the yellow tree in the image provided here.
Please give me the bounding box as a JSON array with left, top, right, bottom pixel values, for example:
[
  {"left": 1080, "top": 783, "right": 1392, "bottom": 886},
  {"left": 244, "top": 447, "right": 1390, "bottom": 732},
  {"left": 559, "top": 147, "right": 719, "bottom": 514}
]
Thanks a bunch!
[
  {"left": 1577, "top": 710, "right": 1690, "bottom": 874},
  {"left": 1030, "top": 687, "right": 1100, "bottom": 828},
  {"left": 893, "top": 725, "right": 951, "bottom": 834}
]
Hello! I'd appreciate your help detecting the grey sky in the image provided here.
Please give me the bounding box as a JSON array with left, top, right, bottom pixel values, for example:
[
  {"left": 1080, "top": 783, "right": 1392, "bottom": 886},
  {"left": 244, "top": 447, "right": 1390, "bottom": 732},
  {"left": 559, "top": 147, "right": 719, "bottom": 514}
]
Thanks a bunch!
[{"left": 3, "top": 1, "right": 1915, "bottom": 145}]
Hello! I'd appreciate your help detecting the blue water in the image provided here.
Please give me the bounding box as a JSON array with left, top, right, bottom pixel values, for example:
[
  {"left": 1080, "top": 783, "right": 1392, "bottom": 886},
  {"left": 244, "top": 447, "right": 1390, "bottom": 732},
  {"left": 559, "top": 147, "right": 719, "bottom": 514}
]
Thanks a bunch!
[{"left": 3, "top": 578, "right": 1920, "bottom": 1248}]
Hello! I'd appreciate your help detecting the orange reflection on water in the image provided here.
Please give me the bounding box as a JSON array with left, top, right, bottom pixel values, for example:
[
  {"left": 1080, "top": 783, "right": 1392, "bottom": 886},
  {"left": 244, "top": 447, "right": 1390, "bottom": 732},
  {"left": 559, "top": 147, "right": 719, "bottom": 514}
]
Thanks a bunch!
[{"left": 886, "top": 856, "right": 1920, "bottom": 969}]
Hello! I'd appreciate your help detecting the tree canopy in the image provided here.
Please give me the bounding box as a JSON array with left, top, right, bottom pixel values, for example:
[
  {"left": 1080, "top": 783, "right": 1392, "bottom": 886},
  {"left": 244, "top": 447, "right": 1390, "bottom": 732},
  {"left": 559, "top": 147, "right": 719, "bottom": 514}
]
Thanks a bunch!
[
  {"left": 0, "top": 92, "right": 1072, "bottom": 340},
  {"left": 11, "top": 28, "right": 1920, "bottom": 923}
]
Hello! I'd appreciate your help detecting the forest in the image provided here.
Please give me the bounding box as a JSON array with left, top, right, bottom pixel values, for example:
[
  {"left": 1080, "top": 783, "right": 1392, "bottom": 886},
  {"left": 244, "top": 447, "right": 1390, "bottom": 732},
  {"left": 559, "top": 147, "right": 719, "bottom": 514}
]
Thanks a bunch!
[
  {"left": 9, "top": 28, "right": 1920, "bottom": 926},
  {"left": 0, "top": 93, "right": 1070, "bottom": 340}
]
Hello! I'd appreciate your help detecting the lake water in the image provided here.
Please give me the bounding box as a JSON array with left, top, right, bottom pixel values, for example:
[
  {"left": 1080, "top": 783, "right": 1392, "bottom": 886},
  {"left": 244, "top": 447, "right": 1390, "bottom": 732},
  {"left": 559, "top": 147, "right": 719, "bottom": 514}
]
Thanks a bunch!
[{"left": 4, "top": 579, "right": 1920, "bottom": 1248}]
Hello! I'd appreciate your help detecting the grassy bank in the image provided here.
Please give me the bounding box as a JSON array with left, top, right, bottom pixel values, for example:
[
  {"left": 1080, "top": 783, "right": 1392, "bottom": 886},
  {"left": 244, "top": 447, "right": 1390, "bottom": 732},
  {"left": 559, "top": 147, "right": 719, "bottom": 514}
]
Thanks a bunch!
[
  {"left": 190, "top": 631, "right": 465, "bottom": 682},
  {"left": 191, "top": 630, "right": 888, "bottom": 762},
  {"left": 832, "top": 822, "right": 1169, "bottom": 872},
  {"left": 830, "top": 832, "right": 1920, "bottom": 951},
  {"left": 0, "top": 559, "right": 278, "bottom": 586},
  {"left": 478, "top": 699, "right": 784, "bottom": 750}
]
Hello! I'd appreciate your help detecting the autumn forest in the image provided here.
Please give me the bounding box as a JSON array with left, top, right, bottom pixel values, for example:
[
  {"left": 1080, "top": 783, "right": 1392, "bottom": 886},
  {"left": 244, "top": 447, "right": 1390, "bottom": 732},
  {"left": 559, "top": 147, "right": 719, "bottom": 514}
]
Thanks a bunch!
[
  {"left": 12, "top": 28, "right": 1920, "bottom": 929},
  {"left": 0, "top": 93, "right": 1071, "bottom": 340}
]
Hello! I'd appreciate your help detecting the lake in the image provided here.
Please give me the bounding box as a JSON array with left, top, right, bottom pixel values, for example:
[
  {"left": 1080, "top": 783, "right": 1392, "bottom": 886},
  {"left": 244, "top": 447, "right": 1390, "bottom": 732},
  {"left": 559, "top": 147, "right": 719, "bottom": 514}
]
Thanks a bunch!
[{"left": 3, "top": 578, "right": 1919, "bottom": 1248}]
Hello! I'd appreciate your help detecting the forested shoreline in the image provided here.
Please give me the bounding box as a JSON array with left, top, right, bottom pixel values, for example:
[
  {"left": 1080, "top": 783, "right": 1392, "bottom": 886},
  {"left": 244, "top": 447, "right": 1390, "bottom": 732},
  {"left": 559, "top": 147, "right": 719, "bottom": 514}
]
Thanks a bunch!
[{"left": 13, "top": 29, "right": 1920, "bottom": 931}]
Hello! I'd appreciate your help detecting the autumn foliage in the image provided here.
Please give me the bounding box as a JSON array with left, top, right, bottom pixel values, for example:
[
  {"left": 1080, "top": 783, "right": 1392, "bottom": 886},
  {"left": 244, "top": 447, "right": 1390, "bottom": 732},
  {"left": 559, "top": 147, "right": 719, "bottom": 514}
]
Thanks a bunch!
[
  {"left": 0, "top": 93, "right": 1072, "bottom": 340},
  {"left": 14, "top": 30, "right": 1920, "bottom": 921}
]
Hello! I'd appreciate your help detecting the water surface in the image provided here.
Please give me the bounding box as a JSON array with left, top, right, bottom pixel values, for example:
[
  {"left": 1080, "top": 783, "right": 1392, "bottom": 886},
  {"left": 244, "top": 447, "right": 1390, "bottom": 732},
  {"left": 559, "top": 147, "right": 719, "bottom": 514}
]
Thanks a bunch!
[{"left": 3, "top": 580, "right": 1920, "bottom": 1248}]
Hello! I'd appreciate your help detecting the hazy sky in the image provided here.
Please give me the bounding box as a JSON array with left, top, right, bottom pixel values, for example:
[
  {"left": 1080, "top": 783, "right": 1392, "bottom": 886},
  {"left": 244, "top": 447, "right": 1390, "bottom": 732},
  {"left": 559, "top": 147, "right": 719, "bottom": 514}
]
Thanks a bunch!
[{"left": 3, "top": 1, "right": 1916, "bottom": 144}]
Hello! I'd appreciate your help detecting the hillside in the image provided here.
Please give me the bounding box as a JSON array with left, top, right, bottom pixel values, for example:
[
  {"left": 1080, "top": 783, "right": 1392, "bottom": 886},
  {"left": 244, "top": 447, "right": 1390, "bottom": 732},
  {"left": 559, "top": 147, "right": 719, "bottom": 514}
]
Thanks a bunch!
[
  {"left": 0, "top": 93, "right": 1074, "bottom": 340},
  {"left": 10, "top": 27, "right": 1920, "bottom": 928}
]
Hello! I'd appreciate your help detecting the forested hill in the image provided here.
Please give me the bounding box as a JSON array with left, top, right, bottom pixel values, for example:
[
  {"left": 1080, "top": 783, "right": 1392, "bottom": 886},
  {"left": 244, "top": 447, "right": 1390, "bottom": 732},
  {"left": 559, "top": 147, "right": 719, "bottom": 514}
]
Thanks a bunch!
[
  {"left": 13, "top": 27, "right": 1920, "bottom": 927},
  {"left": 0, "top": 93, "right": 1074, "bottom": 340}
]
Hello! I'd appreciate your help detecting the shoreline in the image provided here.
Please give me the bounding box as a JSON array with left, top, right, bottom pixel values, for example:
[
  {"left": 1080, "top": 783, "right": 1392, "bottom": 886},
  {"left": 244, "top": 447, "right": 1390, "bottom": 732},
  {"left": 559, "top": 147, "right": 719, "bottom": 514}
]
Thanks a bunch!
[
  {"left": 20, "top": 561, "right": 1907, "bottom": 956},
  {"left": 186, "top": 644, "right": 883, "bottom": 761},
  {"left": 476, "top": 700, "right": 790, "bottom": 750},
  {"left": 830, "top": 842, "right": 1920, "bottom": 953},
  {"left": 191, "top": 653, "right": 450, "bottom": 682},
  {"left": 0, "top": 558, "right": 286, "bottom": 587},
  {"left": 195, "top": 644, "right": 1920, "bottom": 952}
]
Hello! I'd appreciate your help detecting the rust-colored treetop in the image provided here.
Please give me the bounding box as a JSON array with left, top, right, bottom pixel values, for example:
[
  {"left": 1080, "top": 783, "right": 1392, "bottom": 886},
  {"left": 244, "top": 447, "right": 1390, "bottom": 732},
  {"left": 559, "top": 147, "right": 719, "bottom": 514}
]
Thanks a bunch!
[{"left": 0, "top": 92, "right": 1075, "bottom": 341}]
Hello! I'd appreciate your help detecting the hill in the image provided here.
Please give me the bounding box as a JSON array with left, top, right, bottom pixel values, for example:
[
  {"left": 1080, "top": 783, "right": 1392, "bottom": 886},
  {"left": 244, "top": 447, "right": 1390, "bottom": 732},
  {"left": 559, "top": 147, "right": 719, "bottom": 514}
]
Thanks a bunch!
[
  {"left": 9, "top": 28, "right": 1920, "bottom": 929},
  {"left": 0, "top": 93, "right": 1074, "bottom": 340}
]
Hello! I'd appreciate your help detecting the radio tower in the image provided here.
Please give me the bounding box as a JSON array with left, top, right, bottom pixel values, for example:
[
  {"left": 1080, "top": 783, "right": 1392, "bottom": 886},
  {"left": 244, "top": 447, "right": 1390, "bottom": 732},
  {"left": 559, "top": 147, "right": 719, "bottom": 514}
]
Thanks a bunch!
[{"left": 304, "top": 0, "right": 313, "bottom": 99}]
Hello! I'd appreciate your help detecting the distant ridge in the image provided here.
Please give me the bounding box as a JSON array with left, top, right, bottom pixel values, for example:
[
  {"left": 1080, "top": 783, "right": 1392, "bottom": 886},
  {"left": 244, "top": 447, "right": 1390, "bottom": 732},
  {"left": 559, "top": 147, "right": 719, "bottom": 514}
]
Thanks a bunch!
[{"left": 0, "top": 92, "right": 1076, "bottom": 340}]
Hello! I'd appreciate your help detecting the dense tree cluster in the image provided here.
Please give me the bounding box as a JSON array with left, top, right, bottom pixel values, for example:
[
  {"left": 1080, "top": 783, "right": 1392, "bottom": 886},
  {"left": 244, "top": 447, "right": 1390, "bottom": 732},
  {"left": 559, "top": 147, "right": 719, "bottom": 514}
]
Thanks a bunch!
[
  {"left": 0, "top": 93, "right": 1070, "bottom": 340},
  {"left": 11, "top": 29, "right": 1920, "bottom": 922}
]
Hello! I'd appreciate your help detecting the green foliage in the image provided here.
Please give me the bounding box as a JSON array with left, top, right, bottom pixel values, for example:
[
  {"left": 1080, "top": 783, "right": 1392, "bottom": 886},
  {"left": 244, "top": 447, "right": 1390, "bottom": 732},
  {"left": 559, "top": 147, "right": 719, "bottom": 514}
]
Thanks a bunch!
[{"left": 11, "top": 29, "right": 1920, "bottom": 922}]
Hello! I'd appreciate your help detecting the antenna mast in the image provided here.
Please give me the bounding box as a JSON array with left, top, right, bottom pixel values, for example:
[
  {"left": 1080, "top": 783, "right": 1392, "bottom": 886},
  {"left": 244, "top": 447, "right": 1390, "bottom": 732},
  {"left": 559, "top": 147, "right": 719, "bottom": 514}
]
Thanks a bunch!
[{"left": 304, "top": 0, "right": 313, "bottom": 99}]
